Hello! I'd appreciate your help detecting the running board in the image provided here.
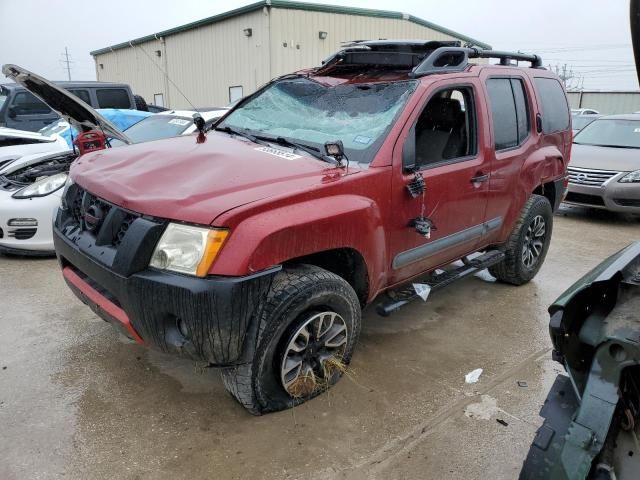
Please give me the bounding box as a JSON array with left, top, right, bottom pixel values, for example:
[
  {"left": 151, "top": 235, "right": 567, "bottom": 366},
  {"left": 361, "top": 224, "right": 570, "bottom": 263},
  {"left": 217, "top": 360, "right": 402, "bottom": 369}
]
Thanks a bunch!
[{"left": 376, "top": 250, "right": 505, "bottom": 316}]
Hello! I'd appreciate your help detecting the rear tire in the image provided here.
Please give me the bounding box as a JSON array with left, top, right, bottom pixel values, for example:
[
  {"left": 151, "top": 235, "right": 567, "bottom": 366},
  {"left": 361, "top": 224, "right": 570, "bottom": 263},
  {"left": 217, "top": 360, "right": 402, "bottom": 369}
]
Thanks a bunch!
[
  {"left": 490, "top": 194, "right": 553, "bottom": 285},
  {"left": 133, "top": 94, "right": 148, "bottom": 111},
  {"left": 221, "top": 265, "right": 361, "bottom": 415}
]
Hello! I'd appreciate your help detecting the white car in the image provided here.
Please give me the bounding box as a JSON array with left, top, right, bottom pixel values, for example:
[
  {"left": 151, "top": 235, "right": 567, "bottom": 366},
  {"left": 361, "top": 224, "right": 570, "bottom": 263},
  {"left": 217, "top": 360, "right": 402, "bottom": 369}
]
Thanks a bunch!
[
  {"left": 0, "top": 63, "right": 227, "bottom": 255},
  {"left": 571, "top": 108, "right": 600, "bottom": 115},
  {"left": 0, "top": 126, "right": 68, "bottom": 171}
]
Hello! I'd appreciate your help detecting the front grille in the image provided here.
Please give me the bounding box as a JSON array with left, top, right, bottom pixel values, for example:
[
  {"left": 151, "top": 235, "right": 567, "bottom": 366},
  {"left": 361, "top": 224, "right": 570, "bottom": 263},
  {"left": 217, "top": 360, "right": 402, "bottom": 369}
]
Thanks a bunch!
[
  {"left": 8, "top": 228, "right": 37, "bottom": 240},
  {"left": 614, "top": 198, "right": 640, "bottom": 207},
  {"left": 567, "top": 166, "right": 620, "bottom": 186},
  {"left": 65, "top": 185, "right": 139, "bottom": 247},
  {"left": 565, "top": 192, "right": 606, "bottom": 206}
]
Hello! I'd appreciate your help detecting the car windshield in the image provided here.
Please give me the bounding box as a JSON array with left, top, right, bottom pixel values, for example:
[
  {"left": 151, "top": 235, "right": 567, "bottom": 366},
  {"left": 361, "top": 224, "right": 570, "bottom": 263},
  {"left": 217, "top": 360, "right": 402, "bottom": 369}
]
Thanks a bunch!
[
  {"left": 573, "top": 118, "right": 640, "bottom": 148},
  {"left": 218, "top": 77, "right": 418, "bottom": 164},
  {"left": 39, "top": 119, "right": 70, "bottom": 137},
  {"left": 571, "top": 115, "right": 599, "bottom": 131},
  {"left": 110, "top": 114, "right": 194, "bottom": 147}
]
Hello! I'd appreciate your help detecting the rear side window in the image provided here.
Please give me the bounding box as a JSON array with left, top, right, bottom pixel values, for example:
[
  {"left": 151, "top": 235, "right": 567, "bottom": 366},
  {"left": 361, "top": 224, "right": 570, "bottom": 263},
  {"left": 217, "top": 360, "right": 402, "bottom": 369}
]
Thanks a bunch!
[
  {"left": 11, "top": 92, "right": 51, "bottom": 115},
  {"left": 534, "top": 78, "right": 570, "bottom": 133},
  {"left": 66, "top": 89, "right": 91, "bottom": 105},
  {"left": 96, "top": 88, "right": 130, "bottom": 108},
  {"left": 486, "top": 78, "right": 530, "bottom": 150}
]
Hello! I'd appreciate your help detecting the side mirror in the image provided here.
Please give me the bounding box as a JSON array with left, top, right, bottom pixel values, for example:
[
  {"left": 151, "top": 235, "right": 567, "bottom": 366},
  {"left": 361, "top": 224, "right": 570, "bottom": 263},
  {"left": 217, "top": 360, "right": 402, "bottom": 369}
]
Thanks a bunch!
[
  {"left": 402, "top": 126, "right": 417, "bottom": 171},
  {"left": 7, "top": 107, "right": 16, "bottom": 119}
]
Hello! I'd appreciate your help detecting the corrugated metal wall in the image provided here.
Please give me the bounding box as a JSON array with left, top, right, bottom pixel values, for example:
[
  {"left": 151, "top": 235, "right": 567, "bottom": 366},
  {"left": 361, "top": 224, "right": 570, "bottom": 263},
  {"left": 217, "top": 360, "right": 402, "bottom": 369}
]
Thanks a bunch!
[
  {"left": 567, "top": 91, "right": 640, "bottom": 114},
  {"left": 95, "top": 7, "right": 467, "bottom": 109},
  {"left": 268, "top": 9, "right": 456, "bottom": 77}
]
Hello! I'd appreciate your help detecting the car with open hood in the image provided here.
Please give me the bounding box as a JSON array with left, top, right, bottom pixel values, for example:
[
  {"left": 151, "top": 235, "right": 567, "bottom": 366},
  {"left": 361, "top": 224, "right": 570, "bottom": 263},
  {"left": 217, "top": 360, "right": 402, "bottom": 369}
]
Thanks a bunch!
[{"left": 51, "top": 41, "right": 571, "bottom": 414}]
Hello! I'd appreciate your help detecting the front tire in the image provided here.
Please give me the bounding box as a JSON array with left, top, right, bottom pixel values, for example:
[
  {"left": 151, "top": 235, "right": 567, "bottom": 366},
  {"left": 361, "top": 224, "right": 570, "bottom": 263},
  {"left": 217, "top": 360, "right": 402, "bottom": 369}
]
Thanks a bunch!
[
  {"left": 221, "top": 265, "right": 361, "bottom": 415},
  {"left": 490, "top": 194, "right": 553, "bottom": 285}
]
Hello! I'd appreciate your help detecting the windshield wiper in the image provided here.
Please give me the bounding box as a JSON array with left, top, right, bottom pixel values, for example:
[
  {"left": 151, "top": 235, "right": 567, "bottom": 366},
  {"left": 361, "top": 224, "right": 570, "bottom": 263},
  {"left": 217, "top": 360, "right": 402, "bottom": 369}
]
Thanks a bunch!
[
  {"left": 253, "top": 135, "right": 338, "bottom": 165},
  {"left": 215, "top": 125, "right": 259, "bottom": 144}
]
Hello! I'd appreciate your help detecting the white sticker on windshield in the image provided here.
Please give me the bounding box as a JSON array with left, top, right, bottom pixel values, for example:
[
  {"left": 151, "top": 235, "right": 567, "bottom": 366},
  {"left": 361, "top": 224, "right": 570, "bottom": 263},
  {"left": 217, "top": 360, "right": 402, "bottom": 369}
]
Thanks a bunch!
[
  {"left": 169, "top": 119, "right": 190, "bottom": 126},
  {"left": 634, "top": 128, "right": 640, "bottom": 133},
  {"left": 255, "top": 146, "right": 301, "bottom": 160},
  {"left": 354, "top": 135, "right": 372, "bottom": 145}
]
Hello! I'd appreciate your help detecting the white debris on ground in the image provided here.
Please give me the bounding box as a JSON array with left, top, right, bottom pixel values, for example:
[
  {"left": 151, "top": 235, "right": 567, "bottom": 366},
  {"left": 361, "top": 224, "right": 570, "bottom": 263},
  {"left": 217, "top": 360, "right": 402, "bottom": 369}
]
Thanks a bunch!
[
  {"left": 412, "top": 283, "right": 431, "bottom": 301},
  {"left": 464, "top": 395, "right": 499, "bottom": 420},
  {"left": 465, "top": 368, "right": 483, "bottom": 384},
  {"left": 474, "top": 269, "right": 497, "bottom": 283}
]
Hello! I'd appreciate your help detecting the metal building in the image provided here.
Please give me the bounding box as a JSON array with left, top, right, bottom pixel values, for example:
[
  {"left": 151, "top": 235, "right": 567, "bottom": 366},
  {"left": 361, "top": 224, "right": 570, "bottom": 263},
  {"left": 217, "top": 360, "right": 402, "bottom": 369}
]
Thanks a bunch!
[
  {"left": 90, "top": 0, "right": 490, "bottom": 109},
  {"left": 567, "top": 90, "right": 640, "bottom": 114}
]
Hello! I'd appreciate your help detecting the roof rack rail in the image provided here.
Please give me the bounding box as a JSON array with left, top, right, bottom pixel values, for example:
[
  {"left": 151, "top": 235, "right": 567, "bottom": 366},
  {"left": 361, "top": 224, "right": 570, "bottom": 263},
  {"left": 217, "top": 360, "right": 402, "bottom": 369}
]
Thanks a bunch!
[{"left": 410, "top": 47, "right": 543, "bottom": 78}]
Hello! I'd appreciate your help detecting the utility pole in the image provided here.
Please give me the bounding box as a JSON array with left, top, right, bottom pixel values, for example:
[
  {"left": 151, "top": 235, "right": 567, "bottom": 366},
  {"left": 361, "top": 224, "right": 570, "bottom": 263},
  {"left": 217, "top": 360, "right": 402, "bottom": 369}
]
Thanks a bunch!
[{"left": 62, "top": 47, "right": 72, "bottom": 80}]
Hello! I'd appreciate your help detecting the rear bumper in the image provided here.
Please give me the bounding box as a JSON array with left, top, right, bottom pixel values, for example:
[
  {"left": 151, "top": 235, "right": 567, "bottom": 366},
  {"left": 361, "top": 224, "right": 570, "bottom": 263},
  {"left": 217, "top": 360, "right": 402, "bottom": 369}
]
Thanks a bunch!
[{"left": 54, "top": 226, "right": 278, "bottom": 366}]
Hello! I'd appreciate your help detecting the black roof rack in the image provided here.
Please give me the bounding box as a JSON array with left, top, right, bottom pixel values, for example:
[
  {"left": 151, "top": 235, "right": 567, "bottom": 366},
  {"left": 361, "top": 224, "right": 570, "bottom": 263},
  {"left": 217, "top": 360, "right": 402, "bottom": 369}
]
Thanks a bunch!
[{"left": 317, "top": 40, "right": 543, "bottom": 77}]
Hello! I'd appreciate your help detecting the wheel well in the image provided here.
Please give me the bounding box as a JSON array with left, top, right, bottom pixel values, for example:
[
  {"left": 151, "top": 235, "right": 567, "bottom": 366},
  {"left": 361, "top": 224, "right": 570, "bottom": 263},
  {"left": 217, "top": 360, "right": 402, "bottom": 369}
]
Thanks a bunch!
[
  {"left": 284, "top": 248, "right": 369, "bottom": 306},
  {"left": 533, "top": 181, "right": 557, "bottom": 209}
]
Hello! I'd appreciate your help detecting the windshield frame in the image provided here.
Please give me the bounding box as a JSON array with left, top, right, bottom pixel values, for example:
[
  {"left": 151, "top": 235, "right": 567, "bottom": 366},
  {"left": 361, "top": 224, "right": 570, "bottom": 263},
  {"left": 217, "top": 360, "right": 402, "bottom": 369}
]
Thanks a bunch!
[
  {"left": 217, "top": 77, "right": 419, "bottom": 165},
  {"left": 573, "top": 118, "right": 640, "bottom": 149}
]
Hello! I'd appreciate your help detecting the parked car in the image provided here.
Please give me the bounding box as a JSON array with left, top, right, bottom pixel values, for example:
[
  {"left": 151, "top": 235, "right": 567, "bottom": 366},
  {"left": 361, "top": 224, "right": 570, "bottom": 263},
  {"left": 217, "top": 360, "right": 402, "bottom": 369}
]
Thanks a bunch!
[
  {"left": 0, "top": 127, "right": 69, "bottom": 170},
  {"left": 0, "top": 80, "right": 138, "bottom": 131},
  {"left": 50, "top": 41, "right": 571, "bottom": 414},
  {"left": 571, "top": 113, "right": 601, "bottom": 135},
  {"left": 0, "top": 65, "right": 205, "bottom": 255},
  {"left": 572, "top": 108, "right": 600, "bottom": 115},
  {"left": 521, "top": 241, "right": 640, "bottom": 479},
  {"left": 565, "top": 114, "right": 640, "bottom": 213},
  {"left": 109, "top": 108, "right": 228, "bottom": 147}
]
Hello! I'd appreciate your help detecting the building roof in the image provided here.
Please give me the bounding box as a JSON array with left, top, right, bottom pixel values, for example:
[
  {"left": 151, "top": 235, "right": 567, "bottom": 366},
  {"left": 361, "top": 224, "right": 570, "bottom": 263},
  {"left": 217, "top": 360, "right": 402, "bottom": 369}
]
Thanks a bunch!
[{"left": 90, "top": 0, "right": 491, "bottom": 56}]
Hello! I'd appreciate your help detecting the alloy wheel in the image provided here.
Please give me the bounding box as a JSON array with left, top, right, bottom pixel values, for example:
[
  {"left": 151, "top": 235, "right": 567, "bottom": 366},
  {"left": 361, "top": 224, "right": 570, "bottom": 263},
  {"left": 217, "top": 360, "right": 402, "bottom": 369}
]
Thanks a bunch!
[{"left": 522, "top": 215, "right": 546, "bottom": 268}]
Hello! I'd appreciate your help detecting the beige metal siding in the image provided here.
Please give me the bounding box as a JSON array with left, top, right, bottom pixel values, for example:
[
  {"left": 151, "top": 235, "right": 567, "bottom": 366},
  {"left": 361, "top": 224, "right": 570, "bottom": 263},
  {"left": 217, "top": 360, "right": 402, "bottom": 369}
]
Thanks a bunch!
[
  {"left": 269, "top": 9, "right": 456, "bottom": 77},
  {"left": 95, "top": 39, "right": 166, "bottom": 106},
  {"left": 94, "top": 7, "right": 479, "bottom": 109},
  {"left": 567, "top": 91, "right": 640, "bottom": 114},
  {"left": 96, "top": 9, "right": 270, "bottom": 109}
]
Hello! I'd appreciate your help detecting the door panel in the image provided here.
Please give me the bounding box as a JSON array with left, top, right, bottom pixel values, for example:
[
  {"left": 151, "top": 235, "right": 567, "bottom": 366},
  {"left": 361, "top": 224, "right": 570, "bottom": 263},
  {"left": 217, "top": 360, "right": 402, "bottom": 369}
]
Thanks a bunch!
[{"left": 388, "top": 80, "right": 492, "bottom": 285}]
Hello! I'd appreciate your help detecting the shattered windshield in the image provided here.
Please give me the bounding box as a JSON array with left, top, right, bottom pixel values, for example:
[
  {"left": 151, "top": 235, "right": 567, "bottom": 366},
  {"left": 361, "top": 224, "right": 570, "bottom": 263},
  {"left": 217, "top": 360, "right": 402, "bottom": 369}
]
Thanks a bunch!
[{"left": 219, "top": 77, "right": 417, "bottom": 163}]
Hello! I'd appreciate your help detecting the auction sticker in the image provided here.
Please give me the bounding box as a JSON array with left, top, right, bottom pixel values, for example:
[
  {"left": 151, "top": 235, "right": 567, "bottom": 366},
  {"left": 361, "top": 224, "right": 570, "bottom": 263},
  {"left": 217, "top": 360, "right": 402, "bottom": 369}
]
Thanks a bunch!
[
  {"left": 169, "top": 119, "right": 190, "bottom": 126},
  {"left": 255, "top": 146, "right": 301, "bottom": 160}
]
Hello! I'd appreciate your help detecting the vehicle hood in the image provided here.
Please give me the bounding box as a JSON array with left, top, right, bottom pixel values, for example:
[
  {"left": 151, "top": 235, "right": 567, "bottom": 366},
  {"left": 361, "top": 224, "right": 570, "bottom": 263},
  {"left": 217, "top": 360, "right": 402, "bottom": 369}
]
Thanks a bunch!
[
  {"left": 570, "top": 143, "right": 640, "bottom": 172},
  {"left": 2, "top": 64, "right": 132, "bottom": 145},
  {"left": 71, "top": 133, "right": 339, "bottom": 225}
]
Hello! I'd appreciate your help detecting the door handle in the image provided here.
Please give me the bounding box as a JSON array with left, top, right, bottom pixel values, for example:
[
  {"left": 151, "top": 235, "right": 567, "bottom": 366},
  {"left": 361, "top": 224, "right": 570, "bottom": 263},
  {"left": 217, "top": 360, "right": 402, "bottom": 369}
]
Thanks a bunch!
[{"left": 470, "top": 174, "right": 489, "bottom": 183}]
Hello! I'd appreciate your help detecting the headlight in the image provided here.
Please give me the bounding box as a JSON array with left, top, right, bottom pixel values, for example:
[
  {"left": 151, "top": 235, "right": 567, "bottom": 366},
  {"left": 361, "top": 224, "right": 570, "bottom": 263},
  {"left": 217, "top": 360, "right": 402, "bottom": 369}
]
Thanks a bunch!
[
  {"left": 60, "top": 176, "right": 75, "bottom": 209},
  {"left": 150, "top": 223, "right": 229, "bottom": 277},
  {"left": 12, "top": 172, "right": 68, "bottom": 199},
  {"left": 619, "top": 170, "right": 640, "bottom": 183}
]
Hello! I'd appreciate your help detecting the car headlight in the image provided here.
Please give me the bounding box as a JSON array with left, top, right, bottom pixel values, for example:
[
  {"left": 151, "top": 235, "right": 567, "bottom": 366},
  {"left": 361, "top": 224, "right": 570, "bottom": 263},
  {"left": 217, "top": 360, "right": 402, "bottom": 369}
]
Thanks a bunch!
[
  {"left": 619, "top": 170, "right": 640, "bottom": 183},
  {"left": 12, "top": 172, "right": 68, "bottom": 199},
  {"left": 150, "top": 223, "right": 229, "bottom": 277},
  {"left": 60, "top": 176, "right": 75, "bottom": 209}
]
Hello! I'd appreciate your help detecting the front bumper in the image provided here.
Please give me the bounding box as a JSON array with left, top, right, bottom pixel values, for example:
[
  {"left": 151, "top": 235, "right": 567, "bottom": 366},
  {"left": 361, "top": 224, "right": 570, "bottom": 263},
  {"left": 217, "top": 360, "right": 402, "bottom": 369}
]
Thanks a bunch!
[
  {"left": 53, "top": 185, "right": 278, "bottom": 366},
  {"left": 564, "top": 175, "right": 640, "bottom": 213},
  {"left": 0, "top": 189, "right": 61, "bottom": 254}
]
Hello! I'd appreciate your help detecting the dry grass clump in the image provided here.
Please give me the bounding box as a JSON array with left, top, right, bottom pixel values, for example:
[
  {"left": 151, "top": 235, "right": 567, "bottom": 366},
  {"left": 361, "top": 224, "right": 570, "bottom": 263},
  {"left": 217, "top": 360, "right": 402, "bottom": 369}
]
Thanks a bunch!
[{"left": 288, "top": 371, "right": 318, "bottom": 398}]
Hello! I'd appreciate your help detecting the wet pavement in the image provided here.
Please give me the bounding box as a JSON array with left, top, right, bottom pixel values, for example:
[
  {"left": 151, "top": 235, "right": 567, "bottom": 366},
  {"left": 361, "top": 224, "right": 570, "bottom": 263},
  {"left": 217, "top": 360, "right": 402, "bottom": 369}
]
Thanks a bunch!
[{"left": 1, "top": 205, "right": 638, "bottom": 480}]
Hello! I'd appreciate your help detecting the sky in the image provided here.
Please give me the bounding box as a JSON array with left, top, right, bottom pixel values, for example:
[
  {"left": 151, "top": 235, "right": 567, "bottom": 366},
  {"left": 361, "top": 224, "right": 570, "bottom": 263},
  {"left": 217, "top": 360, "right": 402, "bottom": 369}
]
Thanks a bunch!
[{"left": 1, "top": 0, "right": 637, "bottom": 90}]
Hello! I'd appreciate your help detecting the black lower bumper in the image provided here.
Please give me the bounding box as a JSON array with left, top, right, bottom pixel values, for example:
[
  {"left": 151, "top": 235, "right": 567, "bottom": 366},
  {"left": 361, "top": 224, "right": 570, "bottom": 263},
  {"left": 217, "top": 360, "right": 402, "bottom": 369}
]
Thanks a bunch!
[{"left": 54, "top": 227, "right": 279, "bottom": 366}]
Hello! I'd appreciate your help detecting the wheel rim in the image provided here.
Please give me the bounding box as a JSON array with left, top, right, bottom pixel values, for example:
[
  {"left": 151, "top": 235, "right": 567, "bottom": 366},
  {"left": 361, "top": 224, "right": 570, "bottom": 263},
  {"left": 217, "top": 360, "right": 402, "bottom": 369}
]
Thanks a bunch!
[
  {"left": 522, "top": 215, "right": 546, "bottom": 269},
  {"left": 280, "top": 311, "right": 348, "bottom": 398}
]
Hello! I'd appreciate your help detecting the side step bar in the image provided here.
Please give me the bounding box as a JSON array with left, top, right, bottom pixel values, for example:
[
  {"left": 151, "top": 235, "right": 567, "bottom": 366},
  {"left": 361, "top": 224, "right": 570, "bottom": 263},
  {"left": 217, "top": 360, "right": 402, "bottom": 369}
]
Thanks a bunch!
[{"left": 376, "top": 250, "right": 505, "bottom": 316}]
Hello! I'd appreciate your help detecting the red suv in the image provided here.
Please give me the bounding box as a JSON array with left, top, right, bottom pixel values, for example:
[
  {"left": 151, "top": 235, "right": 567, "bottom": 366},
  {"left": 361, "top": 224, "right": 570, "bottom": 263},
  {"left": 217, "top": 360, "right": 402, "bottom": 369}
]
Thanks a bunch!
[{"left": 53, "top": 41, "right": 571, "bottom": 414}]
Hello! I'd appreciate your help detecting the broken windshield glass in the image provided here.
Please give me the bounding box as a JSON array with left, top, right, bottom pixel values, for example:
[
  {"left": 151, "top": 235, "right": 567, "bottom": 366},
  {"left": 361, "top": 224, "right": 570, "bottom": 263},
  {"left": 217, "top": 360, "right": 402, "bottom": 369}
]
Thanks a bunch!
[{"left": 219, "top": 78, "right": 417, "bottom": 164}]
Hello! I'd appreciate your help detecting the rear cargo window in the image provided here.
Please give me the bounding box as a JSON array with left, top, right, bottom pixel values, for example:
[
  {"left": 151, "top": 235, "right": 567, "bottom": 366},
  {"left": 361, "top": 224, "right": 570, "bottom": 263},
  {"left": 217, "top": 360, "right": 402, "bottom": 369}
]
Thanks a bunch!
[
  {"left": 11, "top": 92, "right": 52, "bottom": 115},
  {"left": 96, "top": 88, "right": 130, "bottom": 109},
  {"left": 534, "top": 78, "right": 570, "bottom": 133}
]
